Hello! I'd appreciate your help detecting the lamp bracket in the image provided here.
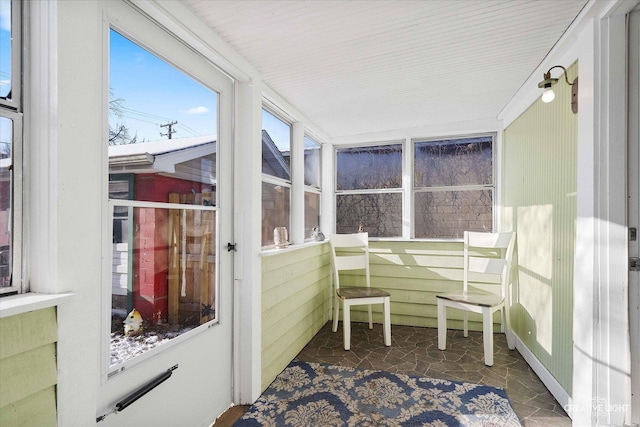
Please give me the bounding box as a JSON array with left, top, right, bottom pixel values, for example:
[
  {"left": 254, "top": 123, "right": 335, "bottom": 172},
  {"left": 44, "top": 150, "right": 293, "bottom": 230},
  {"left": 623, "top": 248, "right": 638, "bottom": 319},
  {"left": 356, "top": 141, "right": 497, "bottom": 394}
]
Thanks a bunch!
[
  {"left": 571, "top": 76, "right": 578, "bottom": 114},
  {"left": 544, "top": 65, "right": 575, "bottom": 86}
]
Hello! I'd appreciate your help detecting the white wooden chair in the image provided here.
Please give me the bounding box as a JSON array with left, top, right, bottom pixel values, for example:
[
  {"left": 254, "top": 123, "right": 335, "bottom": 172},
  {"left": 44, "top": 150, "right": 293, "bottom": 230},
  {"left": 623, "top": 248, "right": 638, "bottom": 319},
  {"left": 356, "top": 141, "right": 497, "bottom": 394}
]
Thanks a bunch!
[
  {"left": 330, "top": 232, "right": 391, "bottom": 351},
  {"left": 436, "top": 231, "right": 516, "bottom": 366}
]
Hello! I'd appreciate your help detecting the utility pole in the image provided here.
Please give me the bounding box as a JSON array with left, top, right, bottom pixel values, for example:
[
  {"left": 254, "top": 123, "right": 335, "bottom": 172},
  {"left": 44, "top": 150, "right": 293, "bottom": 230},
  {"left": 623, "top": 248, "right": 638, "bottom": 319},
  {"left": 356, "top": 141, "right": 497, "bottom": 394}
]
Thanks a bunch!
[{"left": 160, "top": 120, "right": 178, "bottom": 139}]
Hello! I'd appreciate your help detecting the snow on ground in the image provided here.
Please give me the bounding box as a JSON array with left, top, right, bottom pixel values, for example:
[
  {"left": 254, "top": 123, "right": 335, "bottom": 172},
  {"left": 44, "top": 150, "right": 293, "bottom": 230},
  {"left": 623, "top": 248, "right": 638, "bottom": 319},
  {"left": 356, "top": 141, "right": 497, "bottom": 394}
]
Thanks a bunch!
[{"left": 110, "top": 318, "right": 195, "bottom": 366}]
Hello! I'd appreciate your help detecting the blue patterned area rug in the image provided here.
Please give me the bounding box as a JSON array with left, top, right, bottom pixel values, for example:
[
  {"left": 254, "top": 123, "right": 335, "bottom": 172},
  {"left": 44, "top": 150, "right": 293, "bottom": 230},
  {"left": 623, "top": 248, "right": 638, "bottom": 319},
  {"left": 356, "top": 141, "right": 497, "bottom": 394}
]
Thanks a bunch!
[{"left": 234, "top": 360, "right": 521, "bottom": 426}]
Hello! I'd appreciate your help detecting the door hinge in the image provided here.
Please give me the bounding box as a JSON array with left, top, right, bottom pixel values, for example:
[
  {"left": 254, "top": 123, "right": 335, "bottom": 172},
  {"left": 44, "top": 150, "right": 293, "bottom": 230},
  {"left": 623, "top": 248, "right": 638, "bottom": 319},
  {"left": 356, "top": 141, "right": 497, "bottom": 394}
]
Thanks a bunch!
[
  {"left": 227, "top": 242, "right": 237, "bottom": 252},
  {"left": 631, "top": 257, "right": 640, "bottom": 271},
  {"left": 630, "top": 227, "right": 637, "bottom": 241}
]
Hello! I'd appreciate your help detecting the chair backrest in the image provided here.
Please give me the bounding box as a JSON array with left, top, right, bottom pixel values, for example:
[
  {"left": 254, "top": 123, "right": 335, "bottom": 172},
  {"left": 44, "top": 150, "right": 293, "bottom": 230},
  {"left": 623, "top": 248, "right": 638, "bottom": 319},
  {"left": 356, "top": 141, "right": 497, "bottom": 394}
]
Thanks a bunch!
[
  {"left": 463, "top": 231, "right": 515, "bottom": 298},
  {"left": 329, "top": 232, "right": 370, "bottom": 290}
]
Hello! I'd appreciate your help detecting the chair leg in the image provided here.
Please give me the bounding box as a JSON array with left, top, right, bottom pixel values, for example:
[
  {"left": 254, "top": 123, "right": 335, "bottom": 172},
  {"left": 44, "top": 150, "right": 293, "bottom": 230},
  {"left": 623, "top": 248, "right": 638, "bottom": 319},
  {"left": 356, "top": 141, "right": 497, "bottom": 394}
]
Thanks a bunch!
[
  {"left": 482, "top": 308, "right": 494, "bottom": 366},
  {"left": 383, "top": 297, "right": 391, "bottom": 346},
  {"left": 343, "top": 301, "right": 351, "bottom": 350},
  {"left": 437, "top": 299, "right": 447, "bottom": 350},
  {"left": 463, "top": 312, "right": 469, "bottom": 337},
  {"left": 332, "top": 297, "right": 340, "bottom": 333},
  {"left": 368, "top": 304, "right": 373, "bottom": 329},
  {"left": 333, "top": 299, "right": 340, "bottom": 333}
]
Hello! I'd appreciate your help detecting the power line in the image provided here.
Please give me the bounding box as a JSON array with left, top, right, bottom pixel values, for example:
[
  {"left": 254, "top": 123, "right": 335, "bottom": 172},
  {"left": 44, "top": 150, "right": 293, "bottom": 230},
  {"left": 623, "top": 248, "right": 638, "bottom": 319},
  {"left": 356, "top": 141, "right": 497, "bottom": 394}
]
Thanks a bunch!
[
  {"left": 119, "top": 114, "right": 161, "bottom": 126},
  {"left": 120, "top": 106, "right": 171, "bottom": 122},
  {"left": 113, "top": 105, "right": 211, "bottom": 139},
  {"left": 175, "top": 123, "right": 200, "bottom": 137}
]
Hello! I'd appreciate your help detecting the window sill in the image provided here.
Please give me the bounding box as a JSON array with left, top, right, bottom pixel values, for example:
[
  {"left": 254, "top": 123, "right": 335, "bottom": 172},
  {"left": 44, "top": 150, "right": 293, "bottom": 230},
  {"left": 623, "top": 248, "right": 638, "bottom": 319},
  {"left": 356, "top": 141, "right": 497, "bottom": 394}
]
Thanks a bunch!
[
  {"left": 260, "top": 240, "right": 328, "bottom": 257},
  {"left": 368, "top": 237, "right": 464, "bottom": 243},
  {"left": 0, "top": 292, "right": 76, "bottom": 318}
]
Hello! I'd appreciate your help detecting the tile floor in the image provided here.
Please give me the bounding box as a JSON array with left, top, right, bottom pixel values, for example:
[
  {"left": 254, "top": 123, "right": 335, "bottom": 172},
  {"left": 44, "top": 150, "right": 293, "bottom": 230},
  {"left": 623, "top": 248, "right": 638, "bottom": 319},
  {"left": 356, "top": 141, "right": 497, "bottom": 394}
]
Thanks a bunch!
[{"left": 214, "top": 322, "right": 571, "bottom": 427}]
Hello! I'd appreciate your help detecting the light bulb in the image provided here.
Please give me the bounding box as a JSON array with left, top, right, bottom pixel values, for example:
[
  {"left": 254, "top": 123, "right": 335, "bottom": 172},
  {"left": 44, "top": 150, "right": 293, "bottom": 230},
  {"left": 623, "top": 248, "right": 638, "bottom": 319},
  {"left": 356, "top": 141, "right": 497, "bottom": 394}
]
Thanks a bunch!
[{"left": 541, "top": 88, "right": 555, "bottom": 103}]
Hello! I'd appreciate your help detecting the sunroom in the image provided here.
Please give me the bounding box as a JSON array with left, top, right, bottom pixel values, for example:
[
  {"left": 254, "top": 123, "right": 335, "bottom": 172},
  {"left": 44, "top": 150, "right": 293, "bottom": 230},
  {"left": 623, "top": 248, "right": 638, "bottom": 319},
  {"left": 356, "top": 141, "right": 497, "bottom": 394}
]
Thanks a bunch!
[{"left": 0, "top": 0, "right": 638, "bottom": 426}]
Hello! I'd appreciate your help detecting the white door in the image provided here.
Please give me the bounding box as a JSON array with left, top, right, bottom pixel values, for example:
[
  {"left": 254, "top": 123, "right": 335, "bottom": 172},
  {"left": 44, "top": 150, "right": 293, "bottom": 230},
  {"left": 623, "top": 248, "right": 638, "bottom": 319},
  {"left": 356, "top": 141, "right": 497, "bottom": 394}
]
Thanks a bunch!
[
  {"left": 97, "top": 2, "right": 235, "bottom": 425},
  {"left": 629, "top": 5, "right": 640, "bottom": 425}
]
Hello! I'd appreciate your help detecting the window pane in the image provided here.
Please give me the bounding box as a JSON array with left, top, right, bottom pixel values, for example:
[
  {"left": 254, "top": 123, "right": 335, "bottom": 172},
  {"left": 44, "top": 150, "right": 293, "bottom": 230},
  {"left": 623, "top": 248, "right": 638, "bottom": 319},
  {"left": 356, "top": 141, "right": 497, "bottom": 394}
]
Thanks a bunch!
[
  {"left": 0, "top": 117, "right": 10, "bottom": 288},
  {"left": 414, "top": 137, "right": 492, "bottom": 187},
  {"left": 109, "top": 30, "right": 217, "bottom": 147},
  {"left": 109, "top": 179, "right": 132, "bottom": 244},
  {"left": 108, "top": 30, "right": 220, "bottom": 368},
  {"left": 262, "top": 181, "right": 290, "bottom": 246},
  {"left": 414, "top": 190, "right": 492, "bottom": 238},
  {"left": 110, "top": 204, "right": 217, "bottom": 368},
  {"left": 304, "top": 136, "right": 321, "bottom": 188},
  {"left": 304, "top": 191, "right": 320, "bottom": 239},
  {"left": 336, "top": 193, "right": 402, "bottom": 237},
  {"left": 262, "top": 109, "right": 291, "bottom": 180},
  {"left": 109, "top": 29, "right": 218, "bottom": 202},
  {"left": 336, "top": 144, "right": 402, "bottom": 190},
  {"left": 0, "top": 0, "right": 11, "bottom": 99}
]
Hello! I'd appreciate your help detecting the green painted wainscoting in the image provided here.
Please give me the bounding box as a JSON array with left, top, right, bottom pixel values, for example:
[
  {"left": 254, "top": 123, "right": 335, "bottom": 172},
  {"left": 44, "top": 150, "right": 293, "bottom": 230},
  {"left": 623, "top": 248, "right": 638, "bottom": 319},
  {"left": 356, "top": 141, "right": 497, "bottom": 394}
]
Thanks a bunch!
[
  {"left": 260, "top": 239, "right": 510, "bottom": 390},
  {"left": 261, "top": 243, "right": 332, "bottom": 390},
  {"left": 363, "top": 240, "right": 505, "bottom": 330},
  {"left": 501, "top": 63, "right": 578, "bottom": 394},
  {"left": 0, "top": 307, "right": 58, "bottom": 427}
]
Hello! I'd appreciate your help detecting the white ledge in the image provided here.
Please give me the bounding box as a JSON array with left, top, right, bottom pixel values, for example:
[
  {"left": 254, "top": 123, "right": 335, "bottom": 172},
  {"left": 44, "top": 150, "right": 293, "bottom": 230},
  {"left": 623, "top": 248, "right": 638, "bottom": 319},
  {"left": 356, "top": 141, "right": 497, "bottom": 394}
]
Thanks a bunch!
[
  {"left": 260, "top": 240, "right": 328, "bottom": 257},
  {"left": 0, "top": 292, "right": 76, "bottom": 318}
]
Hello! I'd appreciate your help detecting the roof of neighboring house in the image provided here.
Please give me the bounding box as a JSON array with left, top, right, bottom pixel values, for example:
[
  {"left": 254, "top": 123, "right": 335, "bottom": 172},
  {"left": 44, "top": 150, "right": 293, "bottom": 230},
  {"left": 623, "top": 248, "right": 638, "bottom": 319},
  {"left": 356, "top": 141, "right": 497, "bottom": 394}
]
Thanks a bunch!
[
  {"left": 109, "top": 132, "right": 292, "bottom": 184},
  {"left": 108, "top": 135, "right": 216, "bottom": 175},
  {"left": 261, "top": 130, "right": 290, "bottom": 181}
]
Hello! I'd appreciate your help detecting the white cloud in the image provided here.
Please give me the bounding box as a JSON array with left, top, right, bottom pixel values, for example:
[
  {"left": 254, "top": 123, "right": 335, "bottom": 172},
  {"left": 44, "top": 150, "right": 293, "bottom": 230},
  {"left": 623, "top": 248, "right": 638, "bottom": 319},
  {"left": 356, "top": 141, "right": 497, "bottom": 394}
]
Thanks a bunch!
[{"left": 184, "top": 106, "right": 209, "bottom": 115}]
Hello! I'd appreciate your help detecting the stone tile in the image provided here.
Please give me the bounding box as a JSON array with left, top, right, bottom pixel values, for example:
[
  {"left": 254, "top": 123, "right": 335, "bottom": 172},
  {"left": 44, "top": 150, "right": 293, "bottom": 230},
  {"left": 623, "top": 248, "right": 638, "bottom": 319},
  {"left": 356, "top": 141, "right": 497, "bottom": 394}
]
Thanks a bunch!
[{"left": 295, "top": 322, "right": 571, "bottom": 427}]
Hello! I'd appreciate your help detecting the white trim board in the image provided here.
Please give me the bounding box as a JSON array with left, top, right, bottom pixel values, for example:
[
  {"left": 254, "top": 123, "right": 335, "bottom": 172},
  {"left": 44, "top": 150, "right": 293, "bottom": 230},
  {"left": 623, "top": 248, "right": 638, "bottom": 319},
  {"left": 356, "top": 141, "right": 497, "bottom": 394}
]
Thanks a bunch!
[
  {"left": 0, "top": 292, "right": 75, "bottom": 318},
  {"left": 513, "top": 332, "right": 572, "bottom": 419}
]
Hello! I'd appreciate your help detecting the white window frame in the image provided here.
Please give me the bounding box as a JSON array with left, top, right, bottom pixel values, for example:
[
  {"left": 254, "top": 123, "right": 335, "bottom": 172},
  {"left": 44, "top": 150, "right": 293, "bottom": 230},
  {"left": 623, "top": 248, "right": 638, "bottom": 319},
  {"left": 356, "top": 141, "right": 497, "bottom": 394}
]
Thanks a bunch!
[
  {"left": 333, "top": 134, "right": 496, "bottom": 240},
  {"left": 0, "top": 0, "right": 21, "bottom": 111},
  {"left": 334, "top": 141, "right": 404, "bottom": 238},
  {"left": 0, "top": 0, "right": 24, "bottom": 295},
  {"left": 303, "top": 134, "right": 322, "bottom": 241},
  {"left": 261, "top": 105, "right": 292, "bottom": 248},
  {"left": 411, "top": 133, "right": 496, "bottom": 239}
]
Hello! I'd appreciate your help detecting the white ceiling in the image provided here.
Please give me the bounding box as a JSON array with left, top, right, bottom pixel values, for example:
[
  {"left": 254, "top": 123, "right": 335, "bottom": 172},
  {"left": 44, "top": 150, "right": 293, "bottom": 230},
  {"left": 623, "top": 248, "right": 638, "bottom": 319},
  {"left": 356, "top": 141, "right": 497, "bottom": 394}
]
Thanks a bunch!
[{"left": 182, "top": 0, "right": 588, "bottom": 140}]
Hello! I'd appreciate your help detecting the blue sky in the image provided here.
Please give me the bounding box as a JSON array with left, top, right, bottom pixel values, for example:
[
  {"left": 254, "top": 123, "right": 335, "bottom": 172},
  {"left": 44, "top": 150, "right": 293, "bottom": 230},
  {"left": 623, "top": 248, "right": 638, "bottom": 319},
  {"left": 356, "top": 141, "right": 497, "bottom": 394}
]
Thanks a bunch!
[
  {"left": 0, "top": 0, "right": 11, "bottom": 147},
  {"left": 112, "top": 29, "right": 292, "bottom": 151},
  {"left": 110, "top": 29, "right": 218, "bottom": 143},
  {"left": 0, "top": 0, "right": 9, "bottom": 98},
  {"left": 0, "top": 23, "right": 219, "bottom": 145},
  {"left": 1, "top": 18, "right": 294, "bottom": 151}
]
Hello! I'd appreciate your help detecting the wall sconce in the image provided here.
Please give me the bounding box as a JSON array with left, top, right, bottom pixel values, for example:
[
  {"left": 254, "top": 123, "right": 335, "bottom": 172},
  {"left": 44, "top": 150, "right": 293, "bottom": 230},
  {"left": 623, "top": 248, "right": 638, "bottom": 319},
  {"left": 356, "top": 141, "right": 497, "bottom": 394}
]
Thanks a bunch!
[{"left": 537, "top": 65, "right": 578, "bottom": 114}]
